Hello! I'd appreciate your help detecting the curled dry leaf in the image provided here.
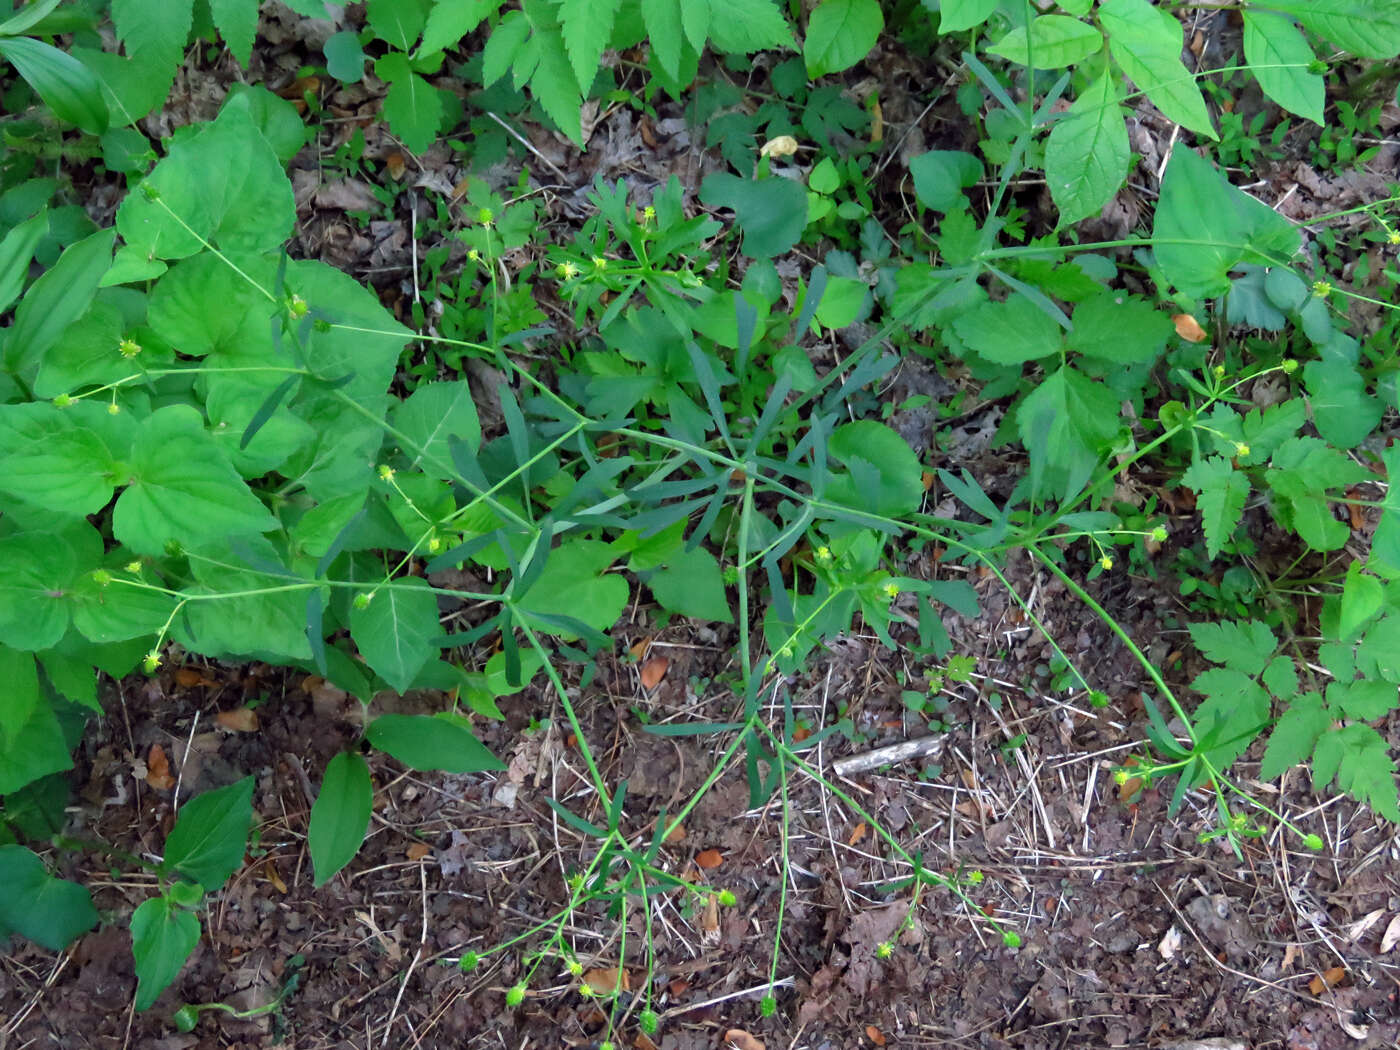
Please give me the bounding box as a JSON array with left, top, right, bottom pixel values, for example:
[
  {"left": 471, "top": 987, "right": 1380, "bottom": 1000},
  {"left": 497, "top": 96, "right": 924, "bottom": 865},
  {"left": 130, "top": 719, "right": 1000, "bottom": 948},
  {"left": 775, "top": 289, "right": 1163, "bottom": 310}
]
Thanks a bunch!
[
  {"left": 725, "top": 1029, "right": 765, "bottom": 1050},
  {"left": 1380, "top": 913, "right": 1400, "bottom": 954},
  {"left": 847, "top": 821, "right": 867, "bottom": 846},
  {"left": 759, "top": 135, "right": 798, "bottom": 158},
  {"left": 865, "top": 1026, "right": 886, "bottom": 1046},
  {"left": 216, "top": 707, "right": 259, "bottom": 733},
  {"left": 145, "top": 743, "right": 175, "bottom": 790},
  {"left": 263, "top": 858, "right": 287, "bottom": 894},
  {"left": 1172, "top": 313, "right": 1208, "bottom": 342},
  {"left": 629, "top": 638, "right": 651, "bottom": 661},
  {"left": 639, "top": 655, "right": 669, "bottom": 690},
  {"left": 700, "top": 893, "right": 720, "bottom": 937},
  {"left": 1308, "top": 965, "right": 1347, "bottom": 995},
  {"left": 582, "top": 967, "right": 629, "bottom": 994},
  {"left": 695, "top": 848, "right": 724, "bottom": 869}
]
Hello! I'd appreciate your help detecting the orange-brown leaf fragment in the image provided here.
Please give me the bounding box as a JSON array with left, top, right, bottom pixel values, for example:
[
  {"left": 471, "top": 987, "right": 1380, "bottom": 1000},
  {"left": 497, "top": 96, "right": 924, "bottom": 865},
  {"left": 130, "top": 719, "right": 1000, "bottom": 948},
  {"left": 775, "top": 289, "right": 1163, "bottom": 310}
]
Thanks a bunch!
[
  {"left": 663, "top": 821, "right": 686, "bottom": 843},
  {"left": 695, "top": 848, "right": 723, "bottom": 869},
  {"left": 847, "top": 821, "right": 867, "bottom": 846},
  {"left": 1172, "top": 313, "right": 1208, "bottom": 342},
  {"left": 216, "top": 707, "right": 259, "bottom": 733},
  {"left": 582, "top": 967, "right": 629, "bottom": 994},
  {"left": 145, "top": 743, "right": 175, "bottom": 790},
  {"left": 866, "top": 1026, "right": 886, "bottom": 1046},
  {"left": 639, "top": 655, "right": 669, "bottom": 690},
  {"left": 405, "top": 841, "right": 432, "bottom": 861},
  {"left": 725, "top": 1029, "right": 764, "bottom": 1050},
  {"left": 174, "top": 667, "right": 214, "bottom": 688},
  {"left": 384, "top": 151, "right": 407, "bottom": 180},
  {"left": 700, "top": 893, "right": 719, "bottom": 934},
  {"left": 1309, "top": 965, "right": 1346, "bottom": 994},
  {"left": 264, "top": 858, "right": 287, "bottom": 894}
]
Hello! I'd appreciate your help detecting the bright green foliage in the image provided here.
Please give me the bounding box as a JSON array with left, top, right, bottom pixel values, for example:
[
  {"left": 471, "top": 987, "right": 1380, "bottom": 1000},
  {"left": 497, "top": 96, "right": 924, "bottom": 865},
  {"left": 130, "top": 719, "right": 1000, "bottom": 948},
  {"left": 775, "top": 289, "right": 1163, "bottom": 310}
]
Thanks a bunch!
[
  {"left": 1045, "top": 73, "right": 1128, "bottom": 227},
  {"left": 1016, "top": 366, "right": 1120, "bottom": 503},
  {"left": 1257, "top": 0, "right": 1400, "bottom": 61},
  {"left": 986, "top": 15, "right": 1102, "bottom": 69},
  {"left": 365, "top": 714, "right": 507, "bottom": 773},
  {"left": 698, "top": 174, "right": 808, "bottom": 259},
  {"left": 309, "top": 752, "right": 372, "bottom": 886},
  {"left": 804, "top": 0, "right": 883, "bottom": 77},
  {"left": 1180, "top": 457, "right": 1249, "bottom": 560},
  {"left": 561, "top": 0, "right": 621, "bottom": 90},
  {"left": 909, "top": 150, "right": 981, "bottom": 213},
  {"left": 349, "top": 578, "right": 443, "bottom": 692},
  {"left": 1153, "top": 149, "right": 1299, "bottom": 299},
  {"left": 161, "top": 776, "right": 255, "bottom": 890},
  {"left": 1067, "top": 291, "right": 1171, "bottom": 363},
  {"left": 1241, "top": 11, "right": 1324, "bottom": 125},
  {"left": 375, "top": 52, "right": 443, "bottom": 154},
  {"left": 130, "top": 896, "right": 201, "bottom": 1011},
  {"left": 0, "top": 845, "right": 98, "bottom": 951},
  {"left": 1313, "top": 725, "right": 1400, "bottom": 821},
  {"left": 0, "top": 35, "right": 108, "bottom": 134},
  {"left": 952, "top": 294, "right": 1062, "bottom": 364},
  {"left": 937, "top": 0, "right": 998, "bottom": 32},
  {"left": 1098, "top": 0, "right": 1215, "bottom": 138}
]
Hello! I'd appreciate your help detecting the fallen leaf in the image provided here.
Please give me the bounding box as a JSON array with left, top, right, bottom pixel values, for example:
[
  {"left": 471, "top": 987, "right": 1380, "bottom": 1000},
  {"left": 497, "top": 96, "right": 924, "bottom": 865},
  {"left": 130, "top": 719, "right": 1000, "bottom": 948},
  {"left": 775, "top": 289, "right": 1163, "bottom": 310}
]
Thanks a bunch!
[
  {"left": 629, "top": 638, "right": 651, "bottom": 661},
  {"left": 278, "top": 75, "right": 320, "bottom": 100},
  {"left": 1173, "top": 313, "right": 1208, "bottom": 342},
  {"left": 1157, "top": 924, "right": 1182, "bottom": 961},
  {"left": 264, "top": 858, "right": 287, "bottom": 894},
  {"left": 760, "top": 135, "right": 798, "bottom": 158},
  {"left": 667, "top": 977, "right": 689, "bottom": 997},
  {"left": 792, "top": 725, "right": 812, "bottom": 743},
  {"left": 1380, "top": 914, "right": 1400, "bottom": 954},
  {"left": 1118, "top": 757, "right": 1144, "bottom": 803},
  {"left": 1308, "top": 965, "right": 1346, "bottom": 995},
  {"left": 405, "top": 841, "right": 432, "bottom": 861},
  {"left": 1347, "top": 908, "right": 1385, "bottom": 942},
  {"left": 865, "top": 1026, "right": 886, "bottom": 1046},
  {"left": 1346, "top": 487, "right": 1366, "bottom": 531},
  {"left": 639, "top": 655, "right": 669, "bottom": 690},
  {"left": 174, "top": 667, "right": 215, "bottom": 688},
  {"left": 582, "top": 967, "right": 629, "bottom": 995},
  {"left": 384, "top": 151, "right": 406, "bottom": 180},
  {"left": 145, "top": 743, "right": 175, "bottom": 791},
  {"left": 700, "top": 894, "right": 719, "bottom": 936},
  {"left": 869, "top": 95, "right": 883, "bottom": 143},
  {"left": 635, "top": 1034, "right": 658, "bottom": 1050},
  {"left": 847, "top": 821, "right": 867, "bottom": 846},
  {"left": 695, "top": 848, "right": 723, "bottom": 869},
  {"left": 216, "top": 707, "right": 259, "bottom": 733},
  {"left": 725, "top": 1029, "right": 764, "bottom": 1050},
  {"left": 663, "top": 822, "right": 686, "bottom": 843}
]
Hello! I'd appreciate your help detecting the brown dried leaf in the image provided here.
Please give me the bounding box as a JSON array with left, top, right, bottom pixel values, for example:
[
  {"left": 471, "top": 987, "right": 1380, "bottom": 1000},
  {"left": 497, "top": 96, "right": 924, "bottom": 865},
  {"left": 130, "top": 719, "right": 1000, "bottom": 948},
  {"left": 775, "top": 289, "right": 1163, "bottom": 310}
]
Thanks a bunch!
[
  {"left": 405, "top": 841, "right": 432, "bottom": 861},
  {"left": 865, "top": 1026, "right": 886, "bottom": 1046},
  {"left": 1308, "top": 965, "right": 1346, "bottom": 994},
  {"left": 695, "top": 848, "right": 724, "bottom": 869},
  {"left": 145, "top": 743, "right": 175, "bottom": 790},
  {"left": 1172, "top": 313, "right": 1208, "bottom": 342},
  {"left": 635, "top": 1034, "right": 658, "bottom": 1050},
  {"left": 174, "top": 667, "right": 215, "bottom": 688},
  {"left": 629, "top": 638, "right": 651, "bottom": 661},
  {"left": 582, "top": 967, "right": 629, "bottom": 994},
  {"left": 847, "top": 821, "right": 867, "bottom": 846},
  {"left": 639, "top": 655, "right": 669, "bottom": 690},
  {"left": 216, "top": 707, "right": 259, "bottom": 733},
  {"left": 384, "top": 152, "right": 406, "bottom": 180},
  {"left": 264, "top": 859, "right": 287, "bottom": 894},
  {"left": 725, "top": 1029, "right": 764, "bottom": 1050},
  {"left": 663, "top": 821, "right": 686, "bottom": 843},
  {"left": 700, "top": 894, "right": 719, "bottom": 935}
]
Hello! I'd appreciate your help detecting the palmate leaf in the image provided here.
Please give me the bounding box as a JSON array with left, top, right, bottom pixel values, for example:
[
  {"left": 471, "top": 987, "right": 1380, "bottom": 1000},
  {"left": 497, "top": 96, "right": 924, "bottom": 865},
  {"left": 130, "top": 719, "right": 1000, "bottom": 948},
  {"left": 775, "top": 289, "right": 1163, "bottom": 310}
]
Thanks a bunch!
[
  {"left": 111, "top": 0, "right": 194, "bottom": 98},
  {"left": 1180, "top": 456, "right": 1248, "bottom": 559},
  {"left": 560, "top": 0, "right": 621, "bottom": 91},
  {"left": 1188, "top": 619, "right": 1276, "bottom": 675},
  {"left": 528, "top": 24, "right": 584, "bottom": 144},
  {"left": 1015, "top": 365, "right": 1119, "bottom": 503},
  {"left": 1312, "top": 724, "right": 1400, "bottom": 821},
  {"left": 1260, "top": 691, "right": 1329, "bottom": 780}
]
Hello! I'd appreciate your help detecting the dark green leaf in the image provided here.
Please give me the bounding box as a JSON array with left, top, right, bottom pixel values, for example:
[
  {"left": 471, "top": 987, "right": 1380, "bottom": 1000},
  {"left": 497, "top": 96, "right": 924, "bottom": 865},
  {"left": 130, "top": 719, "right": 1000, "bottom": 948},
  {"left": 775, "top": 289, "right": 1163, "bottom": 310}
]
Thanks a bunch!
[
  {"left": 161, "top": 776, "right": 254, "bottom": 890},
  {"left": 309, "top": 752, "right": 372, "bottom": 886}
]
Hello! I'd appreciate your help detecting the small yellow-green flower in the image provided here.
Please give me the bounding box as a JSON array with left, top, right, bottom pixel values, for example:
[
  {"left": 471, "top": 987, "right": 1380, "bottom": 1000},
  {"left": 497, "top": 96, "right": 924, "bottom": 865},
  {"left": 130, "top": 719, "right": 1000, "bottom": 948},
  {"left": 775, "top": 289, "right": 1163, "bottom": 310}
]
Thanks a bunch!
[
  {"left": 468, "top": 248, "right": 481, "bottom": 262},
  {"left": 1099, "top": 555, "right": 1113, "bottom": 571},
  {"left": 876, "top": 941, "right": 894, "bottom": 959},
  {"left": 1212, "top": 364, "right": 1225, "bottom": 378},
  {"left": 579, "top": 983, "right": 595, "bottom": 998},
  {"left": 591, "top": 255, "right": 608, "bottom": 270},
  {"left": 1312, "top": 279, "right": 1333, "bottom": 297},
  {"left": 556, "top": 260, "right": 580, "bottom": 280},
  {"left": 814, "top": 545, "right": 833, "bottom": 564},
  {"left": 125, "top": 560, "right": 142, "bottom": 574},
  {"left": 353, "top": 592, "right": 372, "bottom": 610},
  {"left": 1234, "top": 442, "right": 1250, "bottom": 458},
  {"left": 882, "top": 581, "right": 900, "bottom": 600},
  {"left": 288, "top": 294, "right": 309, "bottom": 318},
  {"left": 1388, "top": 230, "right": 1400, "bottom": 245},
  {"left": 142, "top": 650, "right": 162, "bottom": 674},
  {"left": 1150, "top": 525, "right": 1168, "bottom": 543},
  {"left": 505, "top": 982, "right": 526, "bottom": 1007},
  {"left": 118, "top": 337, "right": 142, "bottom": 358},
  {"left": 108, "top": 402, "right": 121, "bottom": 415},
  {"left": 966, "top": 869, "right": 984, "bottom": 884},
  {"left": 1281, "top": 358, "right": 1298, "bottom": 373},
  {"left": 718, "top": 888, "right": 737, "bottom": 907},
  {"left": 642, "top": 205, "right": 656, "bottom": 223},
  {"left": 377, "top": 464, "right": 395, "bottom": 481},
  {"left": 477, "top": 206, "right": 494, "bottom": 226},
  {"left": 567, "top": 960, "right": 583, "bottom": 977},
  {"left": 53, "top": 393, "right": 74, "bottom": 408}
]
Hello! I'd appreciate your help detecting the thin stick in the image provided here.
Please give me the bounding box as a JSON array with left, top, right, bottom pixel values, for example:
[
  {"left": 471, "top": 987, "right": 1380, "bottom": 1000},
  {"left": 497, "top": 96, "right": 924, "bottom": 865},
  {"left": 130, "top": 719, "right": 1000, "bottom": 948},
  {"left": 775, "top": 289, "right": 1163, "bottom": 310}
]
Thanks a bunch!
[
  {"left": 832, "top": 735, "right": 945, "bottom": 777},
  {"left": 659, "top": 976, "right": 795, "bottom": 1019}
]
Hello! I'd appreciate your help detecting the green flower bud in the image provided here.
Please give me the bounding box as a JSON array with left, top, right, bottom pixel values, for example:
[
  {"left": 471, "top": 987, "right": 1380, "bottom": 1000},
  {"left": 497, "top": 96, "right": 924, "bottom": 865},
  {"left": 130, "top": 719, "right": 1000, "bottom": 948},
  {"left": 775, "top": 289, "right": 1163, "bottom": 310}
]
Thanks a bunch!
[
  {"left": 459, "top": 950, "right": 481, "bottom": 972},
  {"left": 1303, "top": 833, "right": 1324, "bottom": 851},
  {"left": 1002, "top": 930, "right": 1022, "bottom": 948},
  {"left": 718, "top": 889, "right": 737, "bottom": 907},
  {"left": 639, "top": 1009, "right": 660, "bottom": 1034},
  {"left": 53, "top": 393, "right": 74, "bottom": 408},
  {"left": 171, "top": 1005, "right": 199, "bottom": 1032},
  {"left": 505, "top": 982, "right": 527, "bottom": 1007},
  {"left": 353, "top": 592, "right": 372, "bottom": 611},
  {"left": 760, "top": 994, "right": 777, "bottom": 1017}
]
